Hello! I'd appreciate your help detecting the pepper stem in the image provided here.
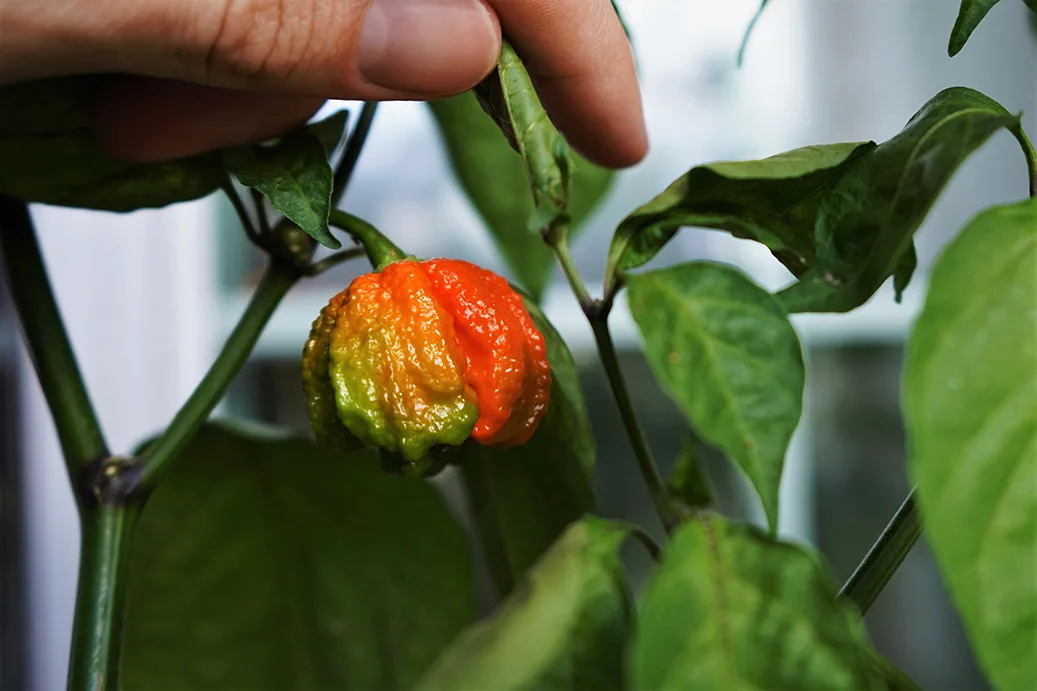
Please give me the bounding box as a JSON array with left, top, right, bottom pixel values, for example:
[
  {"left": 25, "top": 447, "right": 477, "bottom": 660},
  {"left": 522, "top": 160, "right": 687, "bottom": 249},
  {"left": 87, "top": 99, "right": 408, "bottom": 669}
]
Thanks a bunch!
[{"left": 329, "top": 209, "right": 408, "bottom": 271}]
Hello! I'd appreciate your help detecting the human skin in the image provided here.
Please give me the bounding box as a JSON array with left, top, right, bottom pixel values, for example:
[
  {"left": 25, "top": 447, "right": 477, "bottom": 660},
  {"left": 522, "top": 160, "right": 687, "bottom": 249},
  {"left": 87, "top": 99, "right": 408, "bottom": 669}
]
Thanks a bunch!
[{"left": 0, "top": 0, "right": 648, "bottom": 168}]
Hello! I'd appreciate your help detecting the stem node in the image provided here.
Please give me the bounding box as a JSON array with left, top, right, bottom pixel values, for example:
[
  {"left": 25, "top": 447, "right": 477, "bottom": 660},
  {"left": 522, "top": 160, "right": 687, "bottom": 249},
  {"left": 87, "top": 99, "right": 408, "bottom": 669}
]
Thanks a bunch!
[
  {"left": 547, "top": 232, "right": 678, "bottom": 533},
  {"left": 82, "top": 456, "right": 146, "bottom": 507}
]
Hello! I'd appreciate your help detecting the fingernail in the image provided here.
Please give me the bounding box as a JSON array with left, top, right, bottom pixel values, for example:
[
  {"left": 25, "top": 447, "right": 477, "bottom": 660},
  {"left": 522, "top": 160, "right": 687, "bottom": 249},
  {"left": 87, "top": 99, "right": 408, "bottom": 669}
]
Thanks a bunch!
[{"left": 358, "top": 0, "right": 499, "bottom": 94}]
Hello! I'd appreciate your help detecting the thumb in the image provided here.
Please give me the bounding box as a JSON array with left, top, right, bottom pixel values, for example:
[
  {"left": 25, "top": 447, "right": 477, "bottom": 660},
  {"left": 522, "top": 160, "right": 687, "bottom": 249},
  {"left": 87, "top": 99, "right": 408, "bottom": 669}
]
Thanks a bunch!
[{"left": 0, "top": 0, "right": 502, "bottom": 99}]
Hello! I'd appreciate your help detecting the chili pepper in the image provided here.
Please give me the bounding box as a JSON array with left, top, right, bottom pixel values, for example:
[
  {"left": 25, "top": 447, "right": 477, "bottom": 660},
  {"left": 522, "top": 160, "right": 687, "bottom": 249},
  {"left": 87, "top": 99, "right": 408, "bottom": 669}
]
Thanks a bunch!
[{"left": 303, "top": 258, "right": 551, "bottom": 463}]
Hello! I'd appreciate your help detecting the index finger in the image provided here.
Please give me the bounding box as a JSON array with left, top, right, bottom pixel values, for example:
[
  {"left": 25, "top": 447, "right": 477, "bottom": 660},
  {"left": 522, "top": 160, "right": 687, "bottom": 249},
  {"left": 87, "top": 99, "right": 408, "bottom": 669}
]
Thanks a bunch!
[{"left": 487, "top": 0, "right": 647, "bottom": 169}]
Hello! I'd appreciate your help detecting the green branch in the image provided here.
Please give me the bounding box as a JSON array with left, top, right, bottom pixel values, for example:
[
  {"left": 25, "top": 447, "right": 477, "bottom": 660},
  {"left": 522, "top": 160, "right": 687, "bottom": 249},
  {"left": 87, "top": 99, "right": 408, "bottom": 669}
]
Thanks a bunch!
[
  {"left": 68, "top": 504, "right": 139, "bottom": 691},
  {"left": 250, "top": 188, "right": 271, "bottom": 235},
  {"left": 550, "top": 235, "right": 594, "bottom": 312},
  {"left": 1009, "top": 124, "right": 1037, "bottom": 198},
  {"left": 0, "top": 196, "right": 108, "bottom": 471},
  {"left": 0, "top": 198, "right": 140, "bottom": 690},
  {"left": 133, "top": 262, "right": 298, "bottom": 492},
  {"left": 589, "top": 316, "right": 681, "bottom": 532},
  {"left": 221, "top": 178, "right": 260, "bottom": 247},
  {"left": 548, "top": 235, "right": 680, "bottom": 533},
  {"left": 839, "top": 490, "right": 922, "bottom": 613}
]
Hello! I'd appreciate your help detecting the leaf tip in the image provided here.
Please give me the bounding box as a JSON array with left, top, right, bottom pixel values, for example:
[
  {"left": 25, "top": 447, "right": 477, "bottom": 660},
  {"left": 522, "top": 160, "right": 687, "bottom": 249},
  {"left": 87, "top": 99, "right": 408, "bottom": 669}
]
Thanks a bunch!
[{"left": 317, "top": 232, "right": 343, "bottom": 250}]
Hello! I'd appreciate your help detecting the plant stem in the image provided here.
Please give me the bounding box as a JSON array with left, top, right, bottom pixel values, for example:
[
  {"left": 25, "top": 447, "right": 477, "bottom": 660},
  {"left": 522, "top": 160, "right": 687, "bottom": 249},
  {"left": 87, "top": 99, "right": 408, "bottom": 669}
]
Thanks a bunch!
[
  {"left": 622, "top": 522, "right": 663, "bottom": 562},
  {"left": 590, "top": 318, "right": 680, "bottom": 532},
  {"left": 0, "top": 196, "right": 108, "bottom": 470},
  {"left": 551, "top": 235, "right": 594, "bottom": 312},
  {"left": 250, "top": 188, "right": 271, "bottom": 235},
  {"left": 0, "top": 199, "right": 135, "bottom": 690},
  {"left": 547, "top": 234, "right": 677, "bottom": 531},
  {"left": 67, "top": 504, "right": 140, "bottom": 691},
  {"left": 134, "top": 262, "right": 298, "bottom": 491},
  {"left": 221, "top": 179, "right": 260, "bottom": 247},
  {"left": 547, "top": 234, "right": 678, "bottom": 531},
  {"left": 839, "top": 490, "right": 922, "bottom": 614},
  {"left": 332, "top": 102, "right": 379, "bottom": 206},
  {"left": 329, "top": 209, "right": 406, "bottom": 270},
  {"left": 1009, "top": 124, "right": 1037, "bottom": 199}
]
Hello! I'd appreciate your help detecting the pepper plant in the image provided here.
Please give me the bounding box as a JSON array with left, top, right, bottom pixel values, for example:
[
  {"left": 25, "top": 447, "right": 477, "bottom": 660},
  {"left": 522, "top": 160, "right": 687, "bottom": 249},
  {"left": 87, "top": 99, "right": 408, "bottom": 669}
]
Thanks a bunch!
[{"left": 1, "top": 3, "right": 1035, "bottom": 690}]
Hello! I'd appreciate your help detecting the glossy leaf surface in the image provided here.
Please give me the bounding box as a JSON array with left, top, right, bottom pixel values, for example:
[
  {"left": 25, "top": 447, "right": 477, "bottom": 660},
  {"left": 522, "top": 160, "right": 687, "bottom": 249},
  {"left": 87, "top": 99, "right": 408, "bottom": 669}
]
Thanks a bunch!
[
  {"left": 778, "top": 87, "right": 1019, "bottom": 313},
  {"left": 628, "top": 262, "right": 804, "bottom": 530},
  {"left": 225, "top": 125, "right": 341, "bottom": 249},
  {"left": 604, "top": 142, "right": 875, "bottom": 297},
  {"left": 905, "top": 198, "right": 1037, "bottom": 691}
]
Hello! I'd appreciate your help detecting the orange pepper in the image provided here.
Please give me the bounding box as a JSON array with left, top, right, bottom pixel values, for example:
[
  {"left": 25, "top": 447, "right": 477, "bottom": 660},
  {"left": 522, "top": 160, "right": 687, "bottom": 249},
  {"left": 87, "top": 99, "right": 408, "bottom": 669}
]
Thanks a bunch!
[{"left": 303, "top": 259, "right": 551, "bottom": 462}]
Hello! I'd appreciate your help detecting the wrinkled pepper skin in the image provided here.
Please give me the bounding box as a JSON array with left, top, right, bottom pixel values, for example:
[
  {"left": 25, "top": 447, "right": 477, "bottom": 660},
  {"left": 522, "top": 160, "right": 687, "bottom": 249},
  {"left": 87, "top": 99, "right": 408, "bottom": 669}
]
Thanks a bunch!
[{"left": 303, "top": 259, "right": 551, "bottom": 462}]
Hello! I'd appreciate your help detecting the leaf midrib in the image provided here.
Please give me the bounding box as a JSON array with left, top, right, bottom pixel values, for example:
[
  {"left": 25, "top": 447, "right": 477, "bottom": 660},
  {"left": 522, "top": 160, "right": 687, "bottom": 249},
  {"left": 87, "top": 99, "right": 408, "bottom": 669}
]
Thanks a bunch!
[{"left": 262, "top": 159, "right": 325, "bottom": 229}]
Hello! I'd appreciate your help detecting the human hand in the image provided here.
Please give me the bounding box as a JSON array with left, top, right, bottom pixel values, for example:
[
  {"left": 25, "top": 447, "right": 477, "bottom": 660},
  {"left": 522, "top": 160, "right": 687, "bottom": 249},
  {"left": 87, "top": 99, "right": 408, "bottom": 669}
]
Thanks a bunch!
[{"left": 0, "top": 0, "right": 647, "bottom": 168}]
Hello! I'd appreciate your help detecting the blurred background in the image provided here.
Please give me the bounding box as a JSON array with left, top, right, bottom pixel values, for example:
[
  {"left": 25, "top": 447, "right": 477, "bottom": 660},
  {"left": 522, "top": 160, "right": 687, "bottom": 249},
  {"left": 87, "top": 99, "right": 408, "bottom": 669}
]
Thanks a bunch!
[{"left": 2, "top": 1, "right": 1034, "bottom": 689}]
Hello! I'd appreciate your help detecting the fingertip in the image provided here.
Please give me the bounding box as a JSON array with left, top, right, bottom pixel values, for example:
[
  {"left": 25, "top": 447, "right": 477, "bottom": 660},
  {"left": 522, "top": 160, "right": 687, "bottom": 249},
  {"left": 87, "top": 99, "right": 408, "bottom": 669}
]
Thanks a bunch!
[
  {"left": 356, "top": 0, "right": 502, "bottom": 96},
  {"left": 537, "top": 78, "right": 649, "bottom": 170},
  {"left": 488, "top": 0, "right": 648, "bottom": 169},
  {"left": 577, "top": 120, "right": 649, "bottom": 169}
]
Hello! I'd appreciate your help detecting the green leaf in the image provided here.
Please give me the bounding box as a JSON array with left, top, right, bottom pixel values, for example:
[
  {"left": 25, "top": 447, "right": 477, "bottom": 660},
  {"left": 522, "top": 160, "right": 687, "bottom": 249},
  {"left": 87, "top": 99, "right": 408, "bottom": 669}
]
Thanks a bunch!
[
  {"left": 778, "top": 87, "right": 1019, "bottom": 313},
  {"left": 633, "top": 515, "right": 886, "bottom": 690},
  {"left": 948, "top": 0, "right": 1002, "bottom": 56},
  {"left": 305, "top": 109, "right": 350, "bottom": 156},
  {"left": 904, "top": 198, "right": 1037, "bottom": 691},
  {"left": 224, "top": 130, "right": 340, "bottom": 249},
  {"left": 122, "top": 421, "right": 474, "bottom": 691},
  {"left": 627, "top": 262, "right": 804, "bottom": 531},
  {"left": 893, "top": 244, "right": 918, "bottom": 303},
  {"left": 604, "top": 142, "right": 876, "bottom": 297},
  {"left": 429, "top": 93, "right": 613, "bottom": 299},
  {"left": 0, "top": 77, "right": 224, "bottom": 210},
  {"left": 459, "top": 297, "right": 596, "bottom": 594},
  {"left": 415, "top": 517, "right": 631, "bottom": 691},
  {"left": 475, "top": 41, "right": 575, "bottom": 243},
  {"left": 871, "top": 651, "right": 923, "bottom": 691},
  {"left": 666, "top": 439, "right": 715, "bottom": 509}
]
